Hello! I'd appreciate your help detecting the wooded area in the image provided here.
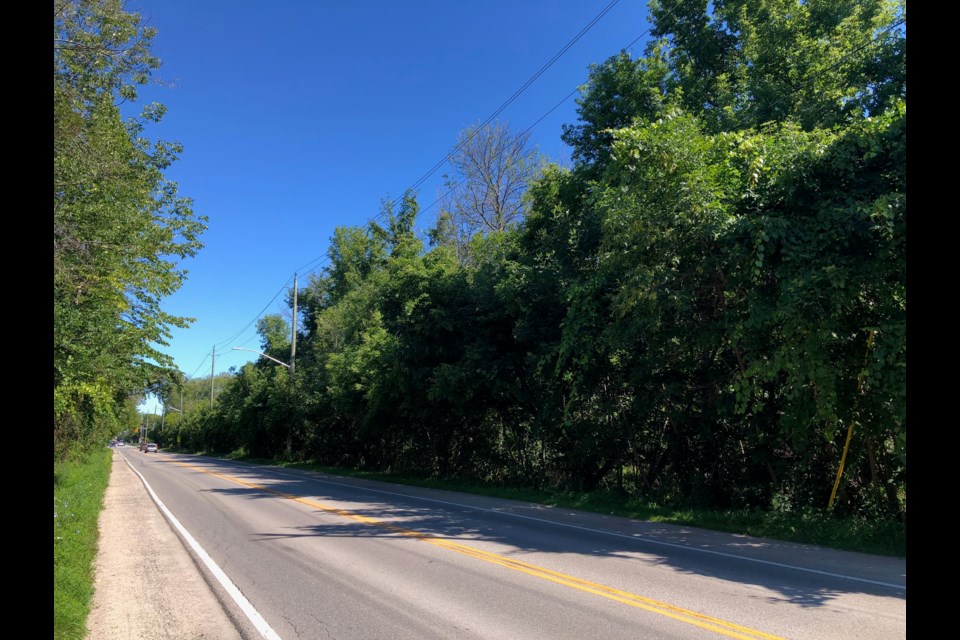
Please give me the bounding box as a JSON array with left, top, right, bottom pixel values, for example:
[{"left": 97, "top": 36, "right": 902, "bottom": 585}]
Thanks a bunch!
[{"left": 55, "top": 0, "right": 906, "bottom": 521}]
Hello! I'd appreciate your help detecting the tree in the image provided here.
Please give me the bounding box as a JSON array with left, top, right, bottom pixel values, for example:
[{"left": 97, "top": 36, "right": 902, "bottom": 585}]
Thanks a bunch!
[
  {"left": 562, "top": 1, "right": 905, "bottom": 168},
  {"left": 160, "top": 0, "right": 904, "bottom": 521},
  {"left": 648, "top": 0, "right": 905, "bottom": 132},
  {"left": 514, "top": 0, "right": 905, "bottom": 513},
  {"left": 560, "top": 48, "right": 670, "bottom": 169},
  {"left": 256, "top": 315, "right": 292, "bottom": 360},
  {"left": 437, "top": 122, "right": 543, "bottom": 264},
  {"left": 54, "top": 0, "right": 206, "bottom": 458}
]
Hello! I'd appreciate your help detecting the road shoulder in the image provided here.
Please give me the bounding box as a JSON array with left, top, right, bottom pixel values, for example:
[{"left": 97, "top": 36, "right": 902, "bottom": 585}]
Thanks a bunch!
[{"left": 86, "top": 450, "right": 247, "bottom": 640}]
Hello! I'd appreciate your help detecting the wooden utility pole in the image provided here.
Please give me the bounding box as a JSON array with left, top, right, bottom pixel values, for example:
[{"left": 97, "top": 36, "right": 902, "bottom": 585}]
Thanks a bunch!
[
  {"left": 290, "top": 273, "right": 298, "bottom": 376},
  {"left": 210, "top": 345, "right": 216, "bottom": 407}
]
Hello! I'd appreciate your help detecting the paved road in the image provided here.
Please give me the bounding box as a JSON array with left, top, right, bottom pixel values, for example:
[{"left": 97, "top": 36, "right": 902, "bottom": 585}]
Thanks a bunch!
[{"left": 92, "top": 448, "right": 906, "bottom": 640}]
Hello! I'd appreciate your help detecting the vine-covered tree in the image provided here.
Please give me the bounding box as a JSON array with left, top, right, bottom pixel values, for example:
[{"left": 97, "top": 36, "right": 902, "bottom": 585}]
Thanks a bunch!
[{"left": 534, "top": 0, "right": 905, "bottom": 514}]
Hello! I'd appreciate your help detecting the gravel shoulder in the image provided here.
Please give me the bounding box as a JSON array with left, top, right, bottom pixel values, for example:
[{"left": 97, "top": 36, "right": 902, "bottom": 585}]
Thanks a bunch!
[{"left": 85, "top": 449, "right": 249, "bottom": 640}]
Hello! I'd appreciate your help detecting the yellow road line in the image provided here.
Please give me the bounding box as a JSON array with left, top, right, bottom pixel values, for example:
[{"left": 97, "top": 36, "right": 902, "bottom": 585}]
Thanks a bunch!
[{"left": 172, "top": 461, "right": 785, "bottom": 640}]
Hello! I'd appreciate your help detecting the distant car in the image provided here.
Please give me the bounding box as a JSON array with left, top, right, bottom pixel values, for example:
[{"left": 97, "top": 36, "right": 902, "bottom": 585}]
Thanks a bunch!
[
  {"left": 117, "top": 441, "right": 125, "bottom": 447},
  {"left": 146, "top": 443, "right": 158, "bottom": 453},
  {"left": 140, "top": 442, "right": 148, "bottom": 451}
]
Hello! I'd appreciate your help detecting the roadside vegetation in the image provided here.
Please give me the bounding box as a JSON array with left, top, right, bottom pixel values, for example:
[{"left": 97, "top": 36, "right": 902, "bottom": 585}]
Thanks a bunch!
[
  {"left": 54, "top": 2, "right": 905, "bottom": 633},
  {"left": 165, "top": 0, "right": 905, "bottom": 553},
  {"left": 54, "top": 450, "right": 112, "bottom": 640},
  {"left": 54, "top": 0, "right": 206, "bottom": 462},
  {"left": 55, "top": 2, "right": 204, "bottom": 635}
]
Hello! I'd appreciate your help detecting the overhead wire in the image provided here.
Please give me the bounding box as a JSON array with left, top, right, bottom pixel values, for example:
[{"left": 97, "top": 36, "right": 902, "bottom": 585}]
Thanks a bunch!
[
  {"left": 296, "top": 0, "right": 905, "bottom": 277},
  {"left": 292, "top": 0, "right": 636, "bottom": 279},
  {"left": 185, "top": 0, "right": 691, "bottom": 373},
  {"left": 403, "top": 0, "right": 623, "bottom": 198},
  {"left": 172, "top": 0, "right": 638, "bottom": 376},
  {"left": 417, "top": 2, "right": 681, "bottom": 219},
  {"left": 186, "top": 353, "right": 210, "bottom": 380},
  {"left": 185, "top": 1, "right": 904, "bottom": 382},
  {"left": 212, "top": 280, "right": 291, "bottom": 351}
]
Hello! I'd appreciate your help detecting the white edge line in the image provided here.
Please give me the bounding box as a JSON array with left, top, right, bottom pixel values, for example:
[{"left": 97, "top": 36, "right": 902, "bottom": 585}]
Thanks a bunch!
[
  {"left": 257, "top": 465, "right": 906, "bottom": 592},
  {"left": 123, "top": 453, "right": 284, "bottom": 640}
]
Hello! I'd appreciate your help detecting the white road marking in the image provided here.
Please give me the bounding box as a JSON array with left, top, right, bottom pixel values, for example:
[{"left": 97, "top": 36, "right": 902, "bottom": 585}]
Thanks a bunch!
[{"left": 122, "top": 453, "right": 285, "bottom": 640}]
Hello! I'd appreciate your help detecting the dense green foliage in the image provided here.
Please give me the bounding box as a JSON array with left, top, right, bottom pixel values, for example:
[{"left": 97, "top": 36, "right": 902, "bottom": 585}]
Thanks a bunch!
[
  {"left": 54, "top": 450, "right": 112, "bottom": 639},
  {"left": 183, "top": 0, "right": 906, "bottom": 526},
  {"left": 54, "top": 0, "right": 206, "bottom": 459}
]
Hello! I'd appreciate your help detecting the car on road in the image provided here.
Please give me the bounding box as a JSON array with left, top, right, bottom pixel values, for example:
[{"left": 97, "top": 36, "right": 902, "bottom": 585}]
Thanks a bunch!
[
  {"left": 146, "top": 443, "right": 158, "bottom": 453},
  {"left": 117, "top": 440, "right": 125, "bottom": 447}
]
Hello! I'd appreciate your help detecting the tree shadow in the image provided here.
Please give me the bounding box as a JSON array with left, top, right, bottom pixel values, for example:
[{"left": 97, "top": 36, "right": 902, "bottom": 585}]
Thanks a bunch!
[{"left": 197, "top": 460, "right": 906, "bottom": 610}]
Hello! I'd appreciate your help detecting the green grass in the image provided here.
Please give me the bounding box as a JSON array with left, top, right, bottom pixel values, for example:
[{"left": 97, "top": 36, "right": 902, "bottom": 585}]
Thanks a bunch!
[
  {"left": 54, "top": 450, "right": 112, "bottom": 640},
  {"left": 254, "top": 459, "right": 906, "bottom": 557}
]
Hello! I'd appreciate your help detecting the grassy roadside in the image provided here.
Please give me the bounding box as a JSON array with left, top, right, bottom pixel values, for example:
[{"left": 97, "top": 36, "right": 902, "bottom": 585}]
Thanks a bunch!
[
  {"left": 238, "top": 457, "right": 905, "bottom": 558},
  {"left": 54, "top": 449, "right": 112, "bottom": 640}
]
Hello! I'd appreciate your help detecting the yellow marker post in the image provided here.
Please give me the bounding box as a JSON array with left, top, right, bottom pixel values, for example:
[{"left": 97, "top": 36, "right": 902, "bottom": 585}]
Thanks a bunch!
[{"left": 828, "top": 329, "right": 877, "bottom": 511}]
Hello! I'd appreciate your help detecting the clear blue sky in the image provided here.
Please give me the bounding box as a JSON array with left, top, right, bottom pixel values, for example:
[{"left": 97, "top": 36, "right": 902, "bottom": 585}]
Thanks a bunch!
[{"left": 131, "top": 0, "right": 654, "bottom": 408}]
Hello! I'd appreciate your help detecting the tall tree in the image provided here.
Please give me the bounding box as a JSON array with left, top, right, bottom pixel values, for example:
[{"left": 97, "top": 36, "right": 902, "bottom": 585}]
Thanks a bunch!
[
  {"left": 54, "top": 0, "right": 206, "bottom": 458},
  {"left": 648, "top": 0, "right": 905, "bottom": 132},
  {"left": 516, "top": 0, "right": 905, "bottom": 512},
  {"left": 437, "top": 121, "right": 543, "bottom": 264},
  {"left": 560, "top": 48, "right": 671, "bottom": 169},
  {"left": 256, "top": 315, "right": 292, "bottom": 363}
]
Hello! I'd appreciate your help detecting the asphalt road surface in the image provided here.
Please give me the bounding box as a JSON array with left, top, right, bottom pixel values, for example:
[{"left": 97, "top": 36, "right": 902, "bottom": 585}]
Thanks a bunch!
[{"left": 89, "top": 448, "right": 906, "bottom": 640}]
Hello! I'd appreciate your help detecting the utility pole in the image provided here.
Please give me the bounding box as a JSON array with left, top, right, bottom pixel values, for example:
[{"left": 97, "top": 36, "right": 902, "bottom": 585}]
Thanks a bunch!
[
  {"left": 210, "top": 345, "right": 216, "bottom": 407},
  {"left": 290, "top": 273, "right": 298, "bottom": 377}
]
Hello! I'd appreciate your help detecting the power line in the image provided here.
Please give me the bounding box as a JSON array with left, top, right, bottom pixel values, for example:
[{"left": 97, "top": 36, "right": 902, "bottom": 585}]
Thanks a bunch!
[
  {"left": 419, "top": 80, "right": 591, "bottom": 218},
  {"left": 187, "top": 1, "right": 904, "bottom": 383},
  {"left": 187, "top": 353, "right": 209, "bottom": 380},
  {"left": 213, "top": 280, "right": 291, "bottom": 350},
  {"left": 293, "top": 0, "right": 635, "bottom": 278},
  {"left": 179, "top": 3, "right": 633, "bottom": 376},
  {"left": 192, "top": 0, "right": 677, "bottom": 366},
  {"left": 217, "top": 1, "right": 905, "bottom": 378},
  {"left": 294, "top": 251, "right": 329, "bottom": 278},
  {"left": 405, "top": 0, "right": 623, "bottom": 197},
  {"left": 179, "top": 277, "right": 293, "bottom": 377},
  {"left": 416, "top": 0, "right": 682, "bottom": 219},
  {"left": 304, "top": 0, "right": 907, "bottom": 271},
  {"left": 197, "top": 0, "right": 682, "bottom": 362}
]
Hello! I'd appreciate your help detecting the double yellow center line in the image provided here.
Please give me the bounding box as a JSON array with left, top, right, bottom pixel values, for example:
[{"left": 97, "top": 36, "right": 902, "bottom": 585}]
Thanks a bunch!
[{"left": 173, "top": 461, "right": 784, "bottom": 640}]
